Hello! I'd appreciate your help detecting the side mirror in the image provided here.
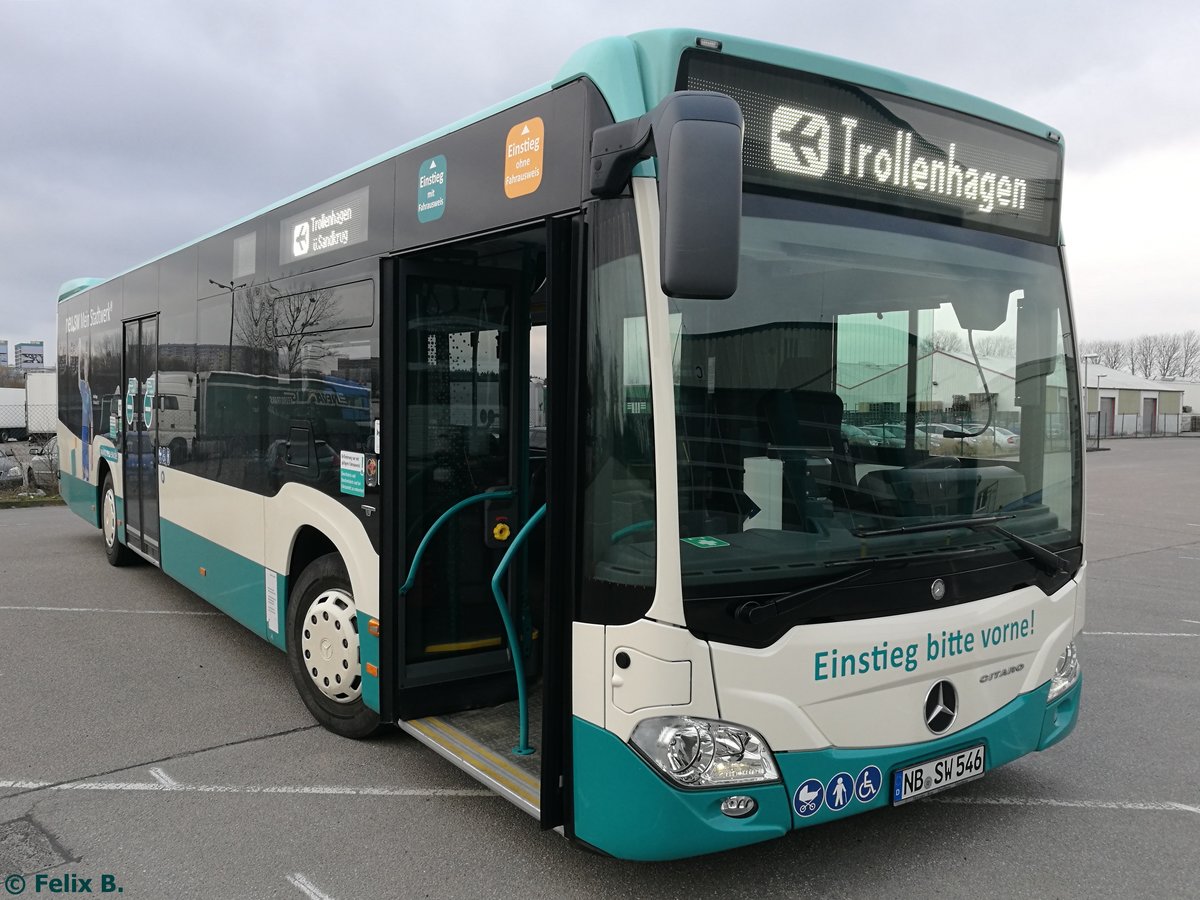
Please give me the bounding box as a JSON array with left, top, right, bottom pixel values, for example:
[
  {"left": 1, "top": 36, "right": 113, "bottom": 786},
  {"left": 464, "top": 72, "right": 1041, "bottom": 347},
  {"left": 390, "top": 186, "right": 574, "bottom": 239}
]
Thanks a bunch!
[{"left": 590, "top": 91, "right": 743, "bottom": 299}]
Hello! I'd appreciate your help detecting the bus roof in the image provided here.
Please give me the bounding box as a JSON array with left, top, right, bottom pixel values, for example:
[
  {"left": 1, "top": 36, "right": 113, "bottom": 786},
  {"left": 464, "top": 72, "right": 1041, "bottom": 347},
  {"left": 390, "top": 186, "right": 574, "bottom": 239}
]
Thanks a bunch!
[{"left": 60, "top": 28, "right": 1060, "bottom": 303}]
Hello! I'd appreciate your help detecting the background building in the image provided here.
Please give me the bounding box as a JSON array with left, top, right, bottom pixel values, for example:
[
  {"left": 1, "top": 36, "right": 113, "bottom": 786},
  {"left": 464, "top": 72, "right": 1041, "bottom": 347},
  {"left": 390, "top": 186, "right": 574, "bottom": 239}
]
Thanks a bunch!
[
  {"left": 14, "top": 340, "right": 45, "bottom": 370},
  {"left": 1085, "top": 364, "right": 1184, "bottom": 436},
  {"left": 0, "top": 340, "right": 8, "bottom": 367}
]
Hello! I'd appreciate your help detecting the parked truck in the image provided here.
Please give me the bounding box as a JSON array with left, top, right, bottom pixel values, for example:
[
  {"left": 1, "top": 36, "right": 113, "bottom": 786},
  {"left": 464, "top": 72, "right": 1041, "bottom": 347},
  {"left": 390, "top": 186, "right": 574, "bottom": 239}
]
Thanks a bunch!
[
  {"left": 0, "top": 386, "right": 24, "bottom": 441},
  {"left": 24, "top": 371, "right": 57, "bottom": 441}
]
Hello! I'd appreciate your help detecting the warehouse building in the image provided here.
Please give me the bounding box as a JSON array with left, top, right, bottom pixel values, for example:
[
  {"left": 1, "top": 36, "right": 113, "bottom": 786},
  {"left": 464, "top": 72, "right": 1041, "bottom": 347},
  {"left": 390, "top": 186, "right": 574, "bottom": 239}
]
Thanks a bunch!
[{"left": 1084, "top": 364, "right": 1185, "bottom": 437}]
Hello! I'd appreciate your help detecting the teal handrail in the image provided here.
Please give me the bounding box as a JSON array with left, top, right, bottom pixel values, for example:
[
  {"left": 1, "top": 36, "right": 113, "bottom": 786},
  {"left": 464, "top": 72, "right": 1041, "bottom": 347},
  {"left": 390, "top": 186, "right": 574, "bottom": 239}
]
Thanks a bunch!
[
  {"left": 399, "top": 489, "right": 514, "bottom": 596},
  {"left": 491, "top": 502, "right": 547, "bottom": 756}
]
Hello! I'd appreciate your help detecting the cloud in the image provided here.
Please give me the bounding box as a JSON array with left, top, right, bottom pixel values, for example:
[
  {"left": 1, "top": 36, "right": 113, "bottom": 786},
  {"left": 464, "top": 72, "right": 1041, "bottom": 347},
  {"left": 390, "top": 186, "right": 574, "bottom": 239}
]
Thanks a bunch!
[{"left": 2, "top": 0, "right": 1198, "bottom": 347}]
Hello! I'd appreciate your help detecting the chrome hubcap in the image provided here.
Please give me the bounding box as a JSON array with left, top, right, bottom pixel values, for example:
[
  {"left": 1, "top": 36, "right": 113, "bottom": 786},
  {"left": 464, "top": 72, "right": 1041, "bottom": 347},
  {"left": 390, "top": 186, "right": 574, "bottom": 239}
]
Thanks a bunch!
[
  {"left": 300, "top": 589, "right": 361, "bottom": 703},
  {"left": 103, "top": 487, "right": 117, "bottom": 548}
]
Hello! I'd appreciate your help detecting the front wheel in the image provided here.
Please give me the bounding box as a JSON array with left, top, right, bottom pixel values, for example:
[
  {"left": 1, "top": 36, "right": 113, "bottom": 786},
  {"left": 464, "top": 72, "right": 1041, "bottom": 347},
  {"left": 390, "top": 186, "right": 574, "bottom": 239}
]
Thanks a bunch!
[
  {"left": 102, "top": 473, "right": 134, "bottom": 567},
  {"left": 286, "top": 553, "right": 381, "bottom": 738}
]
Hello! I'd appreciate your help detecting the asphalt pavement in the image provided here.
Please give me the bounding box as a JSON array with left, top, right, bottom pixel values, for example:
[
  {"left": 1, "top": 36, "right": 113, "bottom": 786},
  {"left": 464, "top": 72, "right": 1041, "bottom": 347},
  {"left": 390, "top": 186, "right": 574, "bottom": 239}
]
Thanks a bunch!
[{"left": 0, "top": 437, "right": 1196, "bottom": 898}]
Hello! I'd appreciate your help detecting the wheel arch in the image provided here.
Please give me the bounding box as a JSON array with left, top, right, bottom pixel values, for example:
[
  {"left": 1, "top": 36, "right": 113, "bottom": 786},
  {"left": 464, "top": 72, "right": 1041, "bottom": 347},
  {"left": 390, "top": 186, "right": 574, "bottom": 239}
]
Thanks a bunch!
[{"left": 266, "top": 483, "right": 380, "bottom": 622}]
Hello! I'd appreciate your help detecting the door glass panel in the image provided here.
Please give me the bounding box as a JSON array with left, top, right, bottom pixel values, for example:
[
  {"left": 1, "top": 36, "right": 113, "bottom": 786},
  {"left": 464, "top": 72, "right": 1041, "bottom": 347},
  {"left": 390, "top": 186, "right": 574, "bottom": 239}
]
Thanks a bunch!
[
  {"left": 123, "top": 323, "right": 142, "bottom": 540},
  {"left": 140, "top": 317, "right": 160, "bottom": 548},
  {"left": 405, "top": 277, "right": 512, "bottom": 664}
]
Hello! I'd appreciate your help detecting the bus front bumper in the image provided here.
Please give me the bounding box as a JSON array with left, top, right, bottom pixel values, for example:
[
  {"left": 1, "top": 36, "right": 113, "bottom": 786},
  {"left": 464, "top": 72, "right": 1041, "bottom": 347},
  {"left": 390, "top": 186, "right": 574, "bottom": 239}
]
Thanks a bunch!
[{"left": 571, "top": 677, "right": 1080, "bottom": 861}]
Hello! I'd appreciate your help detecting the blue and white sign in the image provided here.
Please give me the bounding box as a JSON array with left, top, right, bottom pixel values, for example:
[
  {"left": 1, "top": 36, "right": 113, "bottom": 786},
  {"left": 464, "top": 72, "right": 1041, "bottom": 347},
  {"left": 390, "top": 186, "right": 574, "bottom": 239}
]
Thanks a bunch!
[
  {"left": 792, "top": 778, "right": 824, "bottom": 818},
  {"left": 417, "top": 155, "right": 447, "bottom": 223},
  {"left": 825, "top": 771, "right": 854, "bottom": 811},
  {"left": 855, "top": 765, "right": 882, "bottom": 803}
]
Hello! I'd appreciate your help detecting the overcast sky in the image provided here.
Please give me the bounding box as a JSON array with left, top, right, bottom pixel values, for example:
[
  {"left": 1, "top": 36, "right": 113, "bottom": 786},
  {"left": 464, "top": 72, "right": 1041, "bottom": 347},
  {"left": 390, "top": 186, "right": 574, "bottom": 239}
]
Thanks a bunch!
[{"left": 2, "top": 0, "right": 1197, "bottom": 354}]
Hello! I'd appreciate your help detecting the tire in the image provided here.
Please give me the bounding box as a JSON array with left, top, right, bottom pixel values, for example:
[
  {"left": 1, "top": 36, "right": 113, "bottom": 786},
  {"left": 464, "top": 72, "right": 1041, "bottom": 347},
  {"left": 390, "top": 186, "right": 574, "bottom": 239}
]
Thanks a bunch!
[
  {"left": 102, "top": 472, "right": 135, "bottom": 567},
  {"left": 286, "top": 553, "right": 381, "bottom": 738}
]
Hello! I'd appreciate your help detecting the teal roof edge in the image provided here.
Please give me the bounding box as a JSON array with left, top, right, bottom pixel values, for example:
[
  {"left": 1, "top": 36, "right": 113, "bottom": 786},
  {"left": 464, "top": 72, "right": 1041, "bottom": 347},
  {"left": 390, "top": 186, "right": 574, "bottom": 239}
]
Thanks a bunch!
[
  {"left": 58, "top": 277, "right": 104, "bottom": 303},
  {"left": 621, "top": 28, "right": 1061, "bottom": 142}
]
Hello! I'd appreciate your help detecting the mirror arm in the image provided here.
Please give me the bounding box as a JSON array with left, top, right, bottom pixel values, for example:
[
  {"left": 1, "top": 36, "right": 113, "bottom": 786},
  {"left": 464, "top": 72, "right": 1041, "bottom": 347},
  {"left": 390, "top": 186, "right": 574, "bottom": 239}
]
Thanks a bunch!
[
  {"left": 589, "top": 91, "right": 742, "bottom": 198},
  {"left": 590, "top": 118, "right": 656, "bottom": 198}
]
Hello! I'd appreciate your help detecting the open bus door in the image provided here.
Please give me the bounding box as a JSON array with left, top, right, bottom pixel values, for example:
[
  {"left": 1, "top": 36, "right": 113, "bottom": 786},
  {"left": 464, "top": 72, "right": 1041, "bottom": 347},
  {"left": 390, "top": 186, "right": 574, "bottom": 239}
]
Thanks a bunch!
[{"left": 380, "top": 221, "right": 574, "bottom": 827}]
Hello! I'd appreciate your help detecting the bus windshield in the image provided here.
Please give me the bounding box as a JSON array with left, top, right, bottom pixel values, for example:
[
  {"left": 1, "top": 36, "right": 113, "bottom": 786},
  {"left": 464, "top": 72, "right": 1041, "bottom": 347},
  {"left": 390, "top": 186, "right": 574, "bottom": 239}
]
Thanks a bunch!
[{"left": 670, "top": 193, "right": 1080, "bottom": 625}]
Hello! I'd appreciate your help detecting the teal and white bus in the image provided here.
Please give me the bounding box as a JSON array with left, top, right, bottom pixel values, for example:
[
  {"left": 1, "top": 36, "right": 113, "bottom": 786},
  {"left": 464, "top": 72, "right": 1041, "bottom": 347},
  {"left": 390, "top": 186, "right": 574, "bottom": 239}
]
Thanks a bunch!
[{"left": 56, "top": 30, "right": 1084, "bottom": 860}]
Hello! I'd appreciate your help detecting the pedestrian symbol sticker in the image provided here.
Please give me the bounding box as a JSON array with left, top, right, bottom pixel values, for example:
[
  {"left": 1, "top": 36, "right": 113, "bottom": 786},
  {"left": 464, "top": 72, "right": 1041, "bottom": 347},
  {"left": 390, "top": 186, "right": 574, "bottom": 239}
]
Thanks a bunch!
[
  {"left": 793, "top": 778, "right": 824, "bottom": 818},
  {"left": 825, "top": 771, "right": 853, "bottom": 811},
  {"left": 680, "top": 536, "right": 731, "bottom": 549},
  {"left": 418, "top": 155, "right": 447, "bottom": 223},
  {"left": 142, "top": 375, "right": 157, "bottom": 428},
  {"left": 504, "top": 117, "right": 543, "bottom": 198},
  {"left": 125, "top": 377, "right": 136, "bottom": 426},
  {"left": 855, "top": 765, "right": 882, "bottom": 803}
]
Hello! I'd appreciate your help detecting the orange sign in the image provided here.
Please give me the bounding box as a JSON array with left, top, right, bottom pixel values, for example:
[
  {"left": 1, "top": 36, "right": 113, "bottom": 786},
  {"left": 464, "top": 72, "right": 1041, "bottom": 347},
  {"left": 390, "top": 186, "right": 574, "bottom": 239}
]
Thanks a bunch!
[{"left": 504, "top": 117, "right": 544, "bottom": 198}]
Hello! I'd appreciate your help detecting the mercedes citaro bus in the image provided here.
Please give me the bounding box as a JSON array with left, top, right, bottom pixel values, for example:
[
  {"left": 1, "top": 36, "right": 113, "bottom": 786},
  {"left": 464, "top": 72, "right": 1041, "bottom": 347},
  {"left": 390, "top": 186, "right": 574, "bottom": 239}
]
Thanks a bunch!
[{"left": 56, "top": 29, "right": 1083, "bottom": 860}]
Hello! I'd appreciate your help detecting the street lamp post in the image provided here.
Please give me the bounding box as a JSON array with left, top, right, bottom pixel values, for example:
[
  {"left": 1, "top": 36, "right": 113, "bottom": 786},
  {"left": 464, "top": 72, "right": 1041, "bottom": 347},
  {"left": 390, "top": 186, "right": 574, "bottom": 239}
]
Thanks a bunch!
[
  {"left": 1081, "top": 353, "right": 1099, "bottom": 443},
  {"left": 1095, "top": 373, "right": 1107, "bottom": 449}
]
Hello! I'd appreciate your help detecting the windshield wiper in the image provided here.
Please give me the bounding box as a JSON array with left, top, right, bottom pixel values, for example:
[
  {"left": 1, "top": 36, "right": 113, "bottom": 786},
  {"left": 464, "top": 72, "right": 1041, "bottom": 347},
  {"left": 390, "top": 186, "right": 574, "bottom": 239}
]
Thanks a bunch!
[
  {"left": 734, "top": 568, "right": 873, "bottom": 625},
  {"left": 853, "top": 515, "right": 1068, "bottom": 576}
]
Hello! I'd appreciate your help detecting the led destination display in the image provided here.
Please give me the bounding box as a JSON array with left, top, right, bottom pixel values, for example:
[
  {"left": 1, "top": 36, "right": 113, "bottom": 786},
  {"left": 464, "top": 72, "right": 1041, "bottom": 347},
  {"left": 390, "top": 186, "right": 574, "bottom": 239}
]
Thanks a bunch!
[{"left": 681, "top": 52, "right": 1063, "bottom": 241}]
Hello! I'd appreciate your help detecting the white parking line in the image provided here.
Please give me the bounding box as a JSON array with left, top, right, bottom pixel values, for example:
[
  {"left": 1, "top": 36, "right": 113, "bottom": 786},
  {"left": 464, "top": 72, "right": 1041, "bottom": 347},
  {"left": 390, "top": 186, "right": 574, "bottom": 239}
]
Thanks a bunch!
[
  {"left": 931, "top": 795, "right": 1200, "bottom": 815},
  {"left": 1184, "top": 620, "right": 1200, "bottom": 626},
  {"left": 0, "top": 778, "right": 494, "bottom": 798},
  {"left": 288, "top": 874, "right": 336, "bottom": 900},
  {"left": 148, "top": 767, "right": 180, "bottom": 789},
  {"left": 1083, "top": 631, "right": 1200, "bottom": 637},
  {"left": 0, "top": 605, "right": 219, "bottom": 616}
]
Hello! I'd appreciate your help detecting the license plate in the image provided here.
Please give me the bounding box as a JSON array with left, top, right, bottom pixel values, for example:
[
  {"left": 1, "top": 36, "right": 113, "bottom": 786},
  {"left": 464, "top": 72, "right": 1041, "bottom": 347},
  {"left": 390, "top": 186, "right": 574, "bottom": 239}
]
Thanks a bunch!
[{"left": 892, "top": 744, "right": 985, "bottom": 804}]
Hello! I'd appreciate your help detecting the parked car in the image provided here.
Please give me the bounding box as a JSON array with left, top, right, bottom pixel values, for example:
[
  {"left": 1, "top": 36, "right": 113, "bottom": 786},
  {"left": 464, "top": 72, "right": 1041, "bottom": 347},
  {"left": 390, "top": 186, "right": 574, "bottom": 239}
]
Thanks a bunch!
[
  {"left": 859, "top": 425, "right": 904, "bottom": 448},
  {"left": 841, "top": 423, "right": 880, "bottom": 448},
  {"left": 26, "top": 435, "right": 59, "bottom": 490},
  {"left": 959, "top": 423, "right": 1020, "bottom": 455},
  {"left": 0, "top": 446, "right": 22, "bottom": 489}
]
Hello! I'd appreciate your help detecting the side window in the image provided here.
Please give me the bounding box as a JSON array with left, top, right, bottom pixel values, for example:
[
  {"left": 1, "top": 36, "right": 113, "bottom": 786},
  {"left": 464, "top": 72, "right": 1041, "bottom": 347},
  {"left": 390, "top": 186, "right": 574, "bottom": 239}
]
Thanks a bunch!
[{"left": 580, "top": 198, "right": 656, "bottom": 624}]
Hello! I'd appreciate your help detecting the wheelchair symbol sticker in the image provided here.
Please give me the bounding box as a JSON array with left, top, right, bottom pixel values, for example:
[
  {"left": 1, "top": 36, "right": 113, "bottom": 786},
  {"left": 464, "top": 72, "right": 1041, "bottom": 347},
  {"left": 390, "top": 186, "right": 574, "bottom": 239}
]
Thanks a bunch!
[{"left": 855, "top": 765, "right": 882, "bottom": 803}]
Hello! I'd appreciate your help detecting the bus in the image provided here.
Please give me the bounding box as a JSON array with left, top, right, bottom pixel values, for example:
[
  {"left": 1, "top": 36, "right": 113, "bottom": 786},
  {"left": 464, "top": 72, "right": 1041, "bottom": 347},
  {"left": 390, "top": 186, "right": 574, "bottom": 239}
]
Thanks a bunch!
[{"left": 55, "top": 29, "right": 1083, "bottom": 861}]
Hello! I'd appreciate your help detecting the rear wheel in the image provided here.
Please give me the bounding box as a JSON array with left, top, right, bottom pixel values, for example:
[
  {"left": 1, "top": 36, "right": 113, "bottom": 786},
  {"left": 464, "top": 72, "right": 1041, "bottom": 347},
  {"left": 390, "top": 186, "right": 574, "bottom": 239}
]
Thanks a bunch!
[
  {"left": 286, "top": 553, "right": 381, "bottom": 738},
  {"left": 102, "top": 472, "right": 134, "bottom": 566}
]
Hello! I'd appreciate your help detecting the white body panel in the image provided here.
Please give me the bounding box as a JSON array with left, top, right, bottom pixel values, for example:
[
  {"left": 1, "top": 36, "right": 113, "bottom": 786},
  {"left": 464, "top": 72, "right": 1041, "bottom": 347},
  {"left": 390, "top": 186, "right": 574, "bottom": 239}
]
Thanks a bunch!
[
  {"left": 710, "top": 577, "right": 1080, "bottom": 751},
  {"left": 158, "top": 467, "right": 380, "bottom": 617}
]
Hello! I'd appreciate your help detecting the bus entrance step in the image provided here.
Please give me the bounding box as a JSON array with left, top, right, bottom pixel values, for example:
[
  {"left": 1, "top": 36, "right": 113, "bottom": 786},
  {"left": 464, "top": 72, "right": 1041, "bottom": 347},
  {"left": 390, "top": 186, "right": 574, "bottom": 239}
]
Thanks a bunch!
[{"left": 400, "top": 698, "right": 541, "bottom": 818}]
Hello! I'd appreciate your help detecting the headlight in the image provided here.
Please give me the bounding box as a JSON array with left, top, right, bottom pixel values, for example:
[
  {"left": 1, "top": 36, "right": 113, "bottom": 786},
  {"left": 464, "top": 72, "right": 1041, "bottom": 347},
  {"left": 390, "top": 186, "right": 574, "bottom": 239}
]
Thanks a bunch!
[
  {"left": 1048, "top": 640, "right": 1080, "bottom": 701},
  {"left": 6, "top": 466, "right": 18, "bottom": 477},
  {"left": 629, "top": 716, "right": 780, "bottom": 788}
]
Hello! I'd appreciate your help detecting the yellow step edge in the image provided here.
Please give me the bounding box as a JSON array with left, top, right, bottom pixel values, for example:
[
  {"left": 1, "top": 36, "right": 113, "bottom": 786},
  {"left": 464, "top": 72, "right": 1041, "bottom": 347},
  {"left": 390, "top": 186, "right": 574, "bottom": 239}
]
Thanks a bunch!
[
  {"left": 407, "top": 719, "right": 539, "bottom": 805},
  {"left": 421, "top": 716, "right": 540, "bottom": 792}
]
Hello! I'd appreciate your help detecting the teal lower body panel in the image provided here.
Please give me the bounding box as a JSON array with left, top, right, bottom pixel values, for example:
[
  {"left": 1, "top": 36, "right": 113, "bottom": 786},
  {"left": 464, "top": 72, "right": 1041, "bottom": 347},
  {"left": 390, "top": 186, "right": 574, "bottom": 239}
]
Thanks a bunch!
[
  {"left": 60, "top": 472, "right": 99, "bottom": 528},
  {"left": 572, "top": 717, "right": 793, "bottom": 861},
  {"left": 360, "top": 627, "right": 380, "bottom": 714},
  {"left": 775, "top": 679, "right": 1080, "bottom": 829},
  {"left": 160, "top": 518, "right": 277, "bottom": 643},
  {"left": 571, "top": 678, "right": 1081, "bottom": 861}
]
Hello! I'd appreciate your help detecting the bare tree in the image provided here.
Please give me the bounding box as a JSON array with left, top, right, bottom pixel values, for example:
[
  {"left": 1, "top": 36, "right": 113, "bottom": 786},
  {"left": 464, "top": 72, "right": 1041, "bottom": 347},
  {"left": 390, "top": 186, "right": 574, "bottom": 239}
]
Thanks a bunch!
[
  {"left": 1079, "top": 338, "right": 1127, "bottom": 371},
  {"left": 234, "top": 283, "right": 342, "bottom": 375},
  {"left": 920, "top": 330, "right": 965, "bottom": 355},
  {"left": 1179, "top": 330, "right": 1200, "bottom": 380},
  {"left": 1155, "top": 332, "right": 1183, "bottom": 379},
  {"left": 1128, "top": 334, "right": 1157, "bottom": 378},
  {"left": 972, "top": 334, "right": 1016, "bottom": 357}
]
